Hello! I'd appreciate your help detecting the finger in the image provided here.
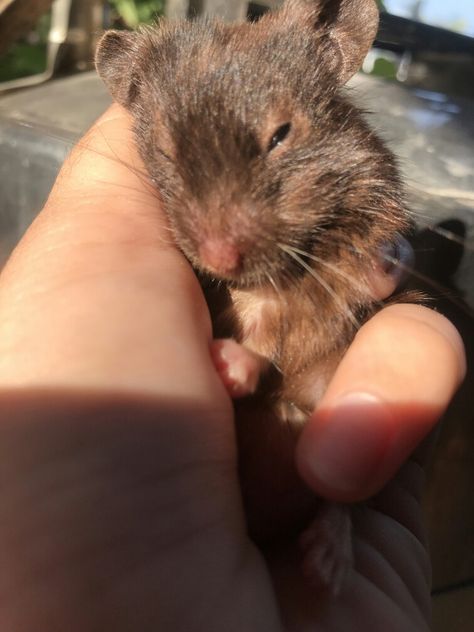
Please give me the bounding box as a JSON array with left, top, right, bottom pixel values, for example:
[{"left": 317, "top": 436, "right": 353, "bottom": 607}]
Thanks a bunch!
[
  {"left": 0, "top": 109, "right": 279, "bottom": 632},
  {"left": 296, "top": 304, "right": 466, "bottom": 502},
  {"left": 0, "top": 105, "right": 223, "bottom": 406}
]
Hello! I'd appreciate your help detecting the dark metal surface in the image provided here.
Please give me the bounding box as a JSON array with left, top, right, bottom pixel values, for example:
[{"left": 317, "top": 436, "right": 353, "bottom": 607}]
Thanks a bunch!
[
  {"left": 0, "top": 72, "right": 110, "bottom": 266},
  {"left": 376, "top": 13, "right": 474, "bottom": 57}
]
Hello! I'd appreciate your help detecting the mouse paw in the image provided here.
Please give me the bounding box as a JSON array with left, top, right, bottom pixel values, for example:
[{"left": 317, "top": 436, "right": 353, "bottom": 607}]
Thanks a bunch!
[
  {"left": 300, "top": 502, "right": 353, "bottom": 596},
  {"left": 210, "top": 339, "right": 269, "bottom": 398}
]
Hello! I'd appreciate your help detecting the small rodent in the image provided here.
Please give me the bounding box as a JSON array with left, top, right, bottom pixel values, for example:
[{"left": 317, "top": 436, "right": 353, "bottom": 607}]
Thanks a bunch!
[{"left": 96, "top": 0, "right": 411, "bottom": 593}]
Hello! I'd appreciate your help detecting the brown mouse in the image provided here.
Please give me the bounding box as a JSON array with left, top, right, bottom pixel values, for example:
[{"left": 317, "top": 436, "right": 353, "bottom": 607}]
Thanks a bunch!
[{"left": 96, "top": 0, "right": 411, "bottom": 593}]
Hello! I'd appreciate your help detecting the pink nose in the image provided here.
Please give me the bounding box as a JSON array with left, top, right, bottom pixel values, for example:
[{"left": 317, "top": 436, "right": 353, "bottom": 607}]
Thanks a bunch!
[{"left": 199, "top": 238, "right": 242, "bottom": 275}]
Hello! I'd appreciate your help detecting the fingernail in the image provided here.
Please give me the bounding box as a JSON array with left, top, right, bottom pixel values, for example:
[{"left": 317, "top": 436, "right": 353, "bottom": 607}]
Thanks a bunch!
[{"left": 304, "top": 393, "right": 394, "bottom": 495}]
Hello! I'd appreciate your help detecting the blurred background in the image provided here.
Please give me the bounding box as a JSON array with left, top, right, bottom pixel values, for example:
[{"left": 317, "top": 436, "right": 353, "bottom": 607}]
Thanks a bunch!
[
  {"left": 1, "top": 1, "right": 474, "bottom": 94},
  {"left": 0, "top": 2, "right": 473, "bottom": 630}
]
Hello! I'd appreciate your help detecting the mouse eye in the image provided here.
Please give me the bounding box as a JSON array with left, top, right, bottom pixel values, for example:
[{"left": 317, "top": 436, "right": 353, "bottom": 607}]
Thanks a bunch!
[{"left": 267, "top": 122, "right": 291, "bottom": 153}]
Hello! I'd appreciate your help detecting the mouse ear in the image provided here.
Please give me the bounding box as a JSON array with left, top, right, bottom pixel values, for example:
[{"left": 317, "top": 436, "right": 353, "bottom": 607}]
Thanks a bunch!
[
  {"left": 285, "top": 0, "right": 379, "bottom": 85},
  {"left": 95, "top": 30, "right": 141, "bottom": 108}
]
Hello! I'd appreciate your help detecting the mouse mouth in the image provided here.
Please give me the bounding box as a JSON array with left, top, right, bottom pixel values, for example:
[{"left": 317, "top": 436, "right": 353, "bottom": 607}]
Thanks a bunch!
[
  {"left": 195, "top": 249, "right": 304, "bottom": 291},
  {"left": 193, "top": 235, "right": 325, "bottom": 289},
  {"left": 197, "top": 262, "right": 265, "bottom": 290},
  {"left": 195, "top": 255, "right": 276, "bottom": 290},
  {"left": 182, "top": 222, "right": 316, "bottom": 290},
  {"left": 190, "top": 234, "right": 266, "bottom": 288}
]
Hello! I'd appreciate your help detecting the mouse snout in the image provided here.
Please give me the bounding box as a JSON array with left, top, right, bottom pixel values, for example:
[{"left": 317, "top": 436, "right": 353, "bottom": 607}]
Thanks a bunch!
[{"left": 199, "top": 238, "right": 242, "bottom": 276}]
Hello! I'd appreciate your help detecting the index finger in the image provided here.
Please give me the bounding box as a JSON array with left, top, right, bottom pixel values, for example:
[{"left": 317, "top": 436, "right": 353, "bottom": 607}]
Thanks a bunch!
[
  {"left": 0, "top": 105, "right": 218, "bottom": 402},
  {"left": 296, "top": 304, "right": 466, "bottom": 502}
]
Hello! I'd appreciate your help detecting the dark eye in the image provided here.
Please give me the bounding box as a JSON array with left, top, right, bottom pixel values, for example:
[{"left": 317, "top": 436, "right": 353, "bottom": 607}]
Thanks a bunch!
[{"left": 267, "top": 122, "right": 291, "bottom": 153}]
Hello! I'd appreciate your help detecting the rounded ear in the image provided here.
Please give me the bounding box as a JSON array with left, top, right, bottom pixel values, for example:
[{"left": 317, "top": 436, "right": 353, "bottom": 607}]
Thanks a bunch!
[
  {"left": 283, "top": 0, "right": 379, "bottom": 85},
  {"left": 95, "top": 30, "right": 141, "bottom": 108},
  {"left": 324, "top": 0, "right": 379, "bottom": 84}
]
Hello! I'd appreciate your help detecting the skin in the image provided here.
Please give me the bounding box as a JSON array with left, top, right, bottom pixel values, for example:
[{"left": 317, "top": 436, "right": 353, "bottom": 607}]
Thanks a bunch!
[{"left": 0, "top": 105, "right": 466, "bottom": 631}]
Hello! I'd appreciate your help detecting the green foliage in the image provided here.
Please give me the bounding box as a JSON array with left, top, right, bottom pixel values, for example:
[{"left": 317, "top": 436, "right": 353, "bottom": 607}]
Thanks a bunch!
[
  {"left": 0, "top": 1, "right": 164, "bottom": 84},
  {"left": 371, "top": 57, "right": 397, "bottom": 80},
  {"left": 0, "top": 12, "right": 50, "bottom": 82},
  {"left": 0, "top": 43, "right": 47, "bottom": 82},
  {"left": 439, "top": 19, "right": 468, "bottom": 35},
  {"left": 109, "top": 0, "right": 164, "bottom": 28}
]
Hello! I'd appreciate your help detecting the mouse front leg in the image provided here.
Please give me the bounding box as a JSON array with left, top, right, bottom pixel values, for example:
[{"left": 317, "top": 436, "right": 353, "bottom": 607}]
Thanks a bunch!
[{"left": 210, "top": 339, "right": 271, "bottom": 398}]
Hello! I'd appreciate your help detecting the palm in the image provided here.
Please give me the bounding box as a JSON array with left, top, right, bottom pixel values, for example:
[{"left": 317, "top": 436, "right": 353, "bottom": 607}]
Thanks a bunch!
[{"left": 264, "top": 458, "right": 431, "bottom": 631}]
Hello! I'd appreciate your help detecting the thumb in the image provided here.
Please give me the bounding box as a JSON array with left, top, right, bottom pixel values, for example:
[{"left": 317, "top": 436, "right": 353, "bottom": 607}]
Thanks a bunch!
[{"left": 296, "top": 304, "right": 466, "bottom": 502}]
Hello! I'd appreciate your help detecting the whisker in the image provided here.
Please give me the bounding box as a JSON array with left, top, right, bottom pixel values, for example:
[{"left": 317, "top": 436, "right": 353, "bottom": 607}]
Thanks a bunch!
[
  {"left": 95, "top": 127, "right": 158, "bottom": 191},
  {"left": 404, "top": 206, "right": 443, "bottom": 223},
  {"left": 382, "top": 253, "right": 474, "bottom": 318},
  {"left": 282, "top": 242, "right": 389, "bottom": 319},
  {"left": 12, "top": 119, "right": 77, "bottom": 146},
  {"left": 11, "top": 121, "right": 163, "bottom": 197},
  {"left": 423, "top": 225, "right": 473, "bottom": 250},
  {"left": 285, "top": 245, "right": 369, "bottom": 294},
  {"left": 265, "top": 269, "right": 281, "bottom": 297},
  {"left": 409, "top": 184, "right": 474, "bottom": 206},
  {"left": 255, "top": 250, "right": 278, "bottom": 293},
  {"left": 278, "top": 244, "right": 360, "bottom": 329}
]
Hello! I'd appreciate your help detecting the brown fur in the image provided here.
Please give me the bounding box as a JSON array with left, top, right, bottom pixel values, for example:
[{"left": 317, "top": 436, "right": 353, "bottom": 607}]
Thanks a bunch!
[
  {"left": 97, "top": 0, "right": 407, "bottom": 420},
  {"left": 96, "top": 0, "right": 410, "bottom": 548}
]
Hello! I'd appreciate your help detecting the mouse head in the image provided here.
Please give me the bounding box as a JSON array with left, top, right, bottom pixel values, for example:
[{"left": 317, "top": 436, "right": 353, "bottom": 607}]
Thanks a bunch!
[
  {"left": 97, "top": 0, "right": 380, "bottom": 105},
  {"left": 96, "top": 0, "right": 407, "bottom": 290}
]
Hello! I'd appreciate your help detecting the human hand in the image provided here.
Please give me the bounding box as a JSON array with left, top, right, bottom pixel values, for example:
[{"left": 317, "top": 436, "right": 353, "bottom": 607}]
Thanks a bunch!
[{"left": 0, "top": 106, "right": 465, "bottom": 631}]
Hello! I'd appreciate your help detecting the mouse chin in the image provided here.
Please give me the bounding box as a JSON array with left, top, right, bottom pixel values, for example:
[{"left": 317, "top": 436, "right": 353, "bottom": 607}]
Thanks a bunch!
[{"left": 199, "top": 267, "right": 265, "bottom": 290}]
